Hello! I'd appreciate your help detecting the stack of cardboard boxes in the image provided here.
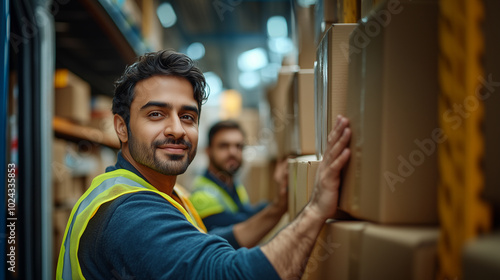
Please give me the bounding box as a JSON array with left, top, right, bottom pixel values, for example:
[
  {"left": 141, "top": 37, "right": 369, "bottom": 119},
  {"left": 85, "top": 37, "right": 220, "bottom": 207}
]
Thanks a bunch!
[
  {"left": 268, "top": 0, "right": 444, "bottom": 279},
  {"left": 267, "top": 3, "right": 322, "bottom": 220}
]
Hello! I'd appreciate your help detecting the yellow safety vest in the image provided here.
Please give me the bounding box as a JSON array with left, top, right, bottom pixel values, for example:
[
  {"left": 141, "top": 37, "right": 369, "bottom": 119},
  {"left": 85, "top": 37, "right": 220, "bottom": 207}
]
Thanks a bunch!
[
  {"left": 189, "top": 176, "right": 250, "bottom": 219},
  {"left": 56, "top": 169, "right": 206, "bottom": 280}
]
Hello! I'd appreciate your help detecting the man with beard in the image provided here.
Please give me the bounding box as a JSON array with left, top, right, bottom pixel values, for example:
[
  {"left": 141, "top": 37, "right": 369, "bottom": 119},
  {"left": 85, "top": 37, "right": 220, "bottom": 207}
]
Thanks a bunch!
[
  {"left": 190, "top": 121, "right": 289, "bottom": 249},
  {"left": 56, "top": 50, "right": 352, "bottom": 280}
]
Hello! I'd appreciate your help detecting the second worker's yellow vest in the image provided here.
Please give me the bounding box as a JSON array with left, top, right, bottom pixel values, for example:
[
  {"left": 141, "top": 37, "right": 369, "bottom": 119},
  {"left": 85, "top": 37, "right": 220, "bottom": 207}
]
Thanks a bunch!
[{"left": 189, "top": 175, "right": 250, "bottom": 219}]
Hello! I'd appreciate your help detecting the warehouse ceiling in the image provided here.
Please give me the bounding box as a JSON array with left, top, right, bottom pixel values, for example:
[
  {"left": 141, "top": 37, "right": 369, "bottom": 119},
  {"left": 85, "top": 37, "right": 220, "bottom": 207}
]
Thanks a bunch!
[
  {"left": 54, "top": 0, "right": 292, "bottom": 107},
  {"left": 162, "top": 0, "right": 292, "bottom": 107}
]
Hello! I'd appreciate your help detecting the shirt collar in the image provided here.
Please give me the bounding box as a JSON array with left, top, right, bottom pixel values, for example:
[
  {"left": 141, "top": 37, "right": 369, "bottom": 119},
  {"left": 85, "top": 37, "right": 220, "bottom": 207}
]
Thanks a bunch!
[{"left": 106, "top": 151, "right": 149, "bottom": 183}]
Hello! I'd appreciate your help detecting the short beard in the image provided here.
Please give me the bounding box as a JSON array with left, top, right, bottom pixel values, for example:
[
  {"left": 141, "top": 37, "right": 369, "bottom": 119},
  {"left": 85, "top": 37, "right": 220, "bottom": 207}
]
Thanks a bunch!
[
  {"left": 128, "top": 128, "right": 196, "bottom": 176},
  {"left": 210, "top": 156, "right": 241, "bottom": 177}
]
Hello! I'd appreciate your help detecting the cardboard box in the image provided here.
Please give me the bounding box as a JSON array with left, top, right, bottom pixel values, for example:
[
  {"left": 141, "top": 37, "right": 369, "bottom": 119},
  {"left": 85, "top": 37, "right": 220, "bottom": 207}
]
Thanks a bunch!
[
  {"left": 288, "top": 158, "right": 298, "bottom": 219},
  {"left": 292, "top": 3, "right": 316, "bottom": 69},
  {"left": 296, "top": 156, "right": 321, "bottom": 213},
  {"left": 237, "top": 109, "right": 260, "bottom": 146},
  {"left": 52, "top": 140, "right": 93, "bottom": 206},
  {"left": 267, "top": 67, "right": 298, "bottom": 158},
  {"left": 314, "top": 0, "right": 340, "bottom": 45},
  {"left": 294, "top": 155, "right": 351, "bottom": 220},
  {"left": 91, "top": 95, "right": 113, "bottom": 117},
  {"left": 359, "top": 224, "right": 439, "bottom": 280},
  {"left": 304, "top": 222, "right": 438, "bottom": 280},
  {"left": 294, "top": 69, "right": 317, "bottom": 155},
  {"left": 240, "top": 157, "right": 273, "bottom": 205},
  {"left": 73, "top": 176, "right": 87, "bottom": 198},
  {"left": 54, "top": 69, "right": 91, "bottom": 124},
  {"left": 294, "top": 155, "right": 319, "bottom": 214},
  {"left": 52, "top": 139, "right": 67, "bottom": 180},
  {"left": 315, "top": 23, "right": 357, "bottom": 159},
  {"left": 88, "top": 116, "right": 117, "bottom": 143},
  {"left": 463, "top": 232, "right": 500, "bottom": 280},
  {"left": 89, "top": 95, "right": 116, "bottom": 144},
  {"left": 303, "top": 221, "right": 370, "bottom": 280},
  {"left": 340, "top": 0, "right": 439, "bottom": 224}
]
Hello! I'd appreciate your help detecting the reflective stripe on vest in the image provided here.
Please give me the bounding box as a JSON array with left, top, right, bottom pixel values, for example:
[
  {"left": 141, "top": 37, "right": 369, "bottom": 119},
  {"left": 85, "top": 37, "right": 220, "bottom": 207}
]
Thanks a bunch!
[
  {"left": 56, "top": 169, "right": 203, "bottom": 280},
  {"left": 173, "top": 184, "right": 207, "bottom": 232},
  {"left": 190, "top": 176, "right": 250, "bottom": 218}
]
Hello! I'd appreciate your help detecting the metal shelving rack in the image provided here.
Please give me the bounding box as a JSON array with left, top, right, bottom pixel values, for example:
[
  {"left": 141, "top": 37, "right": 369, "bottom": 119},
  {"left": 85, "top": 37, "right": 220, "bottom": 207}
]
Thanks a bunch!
[{"left": 3, "top": 0, "right": 150, "bottom": 279}]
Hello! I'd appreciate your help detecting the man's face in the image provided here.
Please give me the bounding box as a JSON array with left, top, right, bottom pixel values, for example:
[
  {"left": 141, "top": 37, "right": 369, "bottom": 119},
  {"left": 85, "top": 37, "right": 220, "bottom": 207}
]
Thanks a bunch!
[
  {"left": 208, "top": 129, "right": 244, "bottom": 177},
  {"left": 126, "top": 75, "right": 199, "bottom": 175}
]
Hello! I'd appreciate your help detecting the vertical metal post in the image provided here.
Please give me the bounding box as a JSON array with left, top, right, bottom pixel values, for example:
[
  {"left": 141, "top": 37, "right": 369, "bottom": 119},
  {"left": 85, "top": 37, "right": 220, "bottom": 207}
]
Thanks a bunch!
[
  {"left": 34, "top": 1, "right": 55, "bottom": 278},
  {"left": 1, "top": 0, "right": 10, "bottom": 276}
]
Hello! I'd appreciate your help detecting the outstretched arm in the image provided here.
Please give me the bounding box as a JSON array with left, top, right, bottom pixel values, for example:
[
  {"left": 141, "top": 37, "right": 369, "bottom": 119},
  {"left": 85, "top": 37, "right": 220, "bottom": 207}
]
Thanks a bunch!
[
  {"left": 233, "top": 158, "right": 289, "bottom": 248},
  {"left": 261, "top": 115, "right": 351, "bottom": 279}
]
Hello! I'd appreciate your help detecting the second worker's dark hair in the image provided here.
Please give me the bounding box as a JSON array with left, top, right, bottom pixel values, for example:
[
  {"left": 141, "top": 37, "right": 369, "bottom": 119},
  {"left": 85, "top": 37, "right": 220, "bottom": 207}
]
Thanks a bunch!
[{"left": 208, "top": 120, "right": 246, "bottom": 147}]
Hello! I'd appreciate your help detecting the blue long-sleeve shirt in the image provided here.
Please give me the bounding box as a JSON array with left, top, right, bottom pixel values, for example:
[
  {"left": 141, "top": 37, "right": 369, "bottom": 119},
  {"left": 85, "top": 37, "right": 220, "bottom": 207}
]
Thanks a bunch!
[{"left": 77, "top": 152, "right": 280, "bottom": 279}]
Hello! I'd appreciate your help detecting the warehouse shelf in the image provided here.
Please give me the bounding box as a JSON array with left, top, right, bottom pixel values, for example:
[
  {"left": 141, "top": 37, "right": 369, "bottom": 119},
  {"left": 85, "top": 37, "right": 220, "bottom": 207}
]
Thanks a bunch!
[
  {"left": 54, "top": 0, "right": 151, "bottom": 97},
  {"left": 96, "top": 0, "right": 150, "bottom": 56},
  {"left": 53, "top": 116, "right": 120, "bottom": 149}
]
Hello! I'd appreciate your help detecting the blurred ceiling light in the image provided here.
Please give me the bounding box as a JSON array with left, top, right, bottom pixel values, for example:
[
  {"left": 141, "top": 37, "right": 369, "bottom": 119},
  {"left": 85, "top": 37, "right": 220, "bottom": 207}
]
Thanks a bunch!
[
  {"left": 157, "top": 2, "right": 177, "bottom": 28},
  {"left": 220, "top": 90, "right": 242, "bottom": 119},
  {"left": 297, "top": 0, "right": 316, "bottom": 7},
  {"left": 268, "top": 37, "right": 293, "bottom": 54},
  {"left": 267, "top": 16, "right": 288, "bottom": 38},
  {"left": 186, "top": 42, "right": 205, "bottom": 60},
  {"left": 239, "top": 71, "right": 261, "bottom": 89},
  {"left": 260, "top": 63, "right": 281, "bottom": 82},
  {"left": 237, "top": 48, "right": 268, "bottom": 72},
  {"left": 204, "top": 71, "right": 223, "bottom": 96}
]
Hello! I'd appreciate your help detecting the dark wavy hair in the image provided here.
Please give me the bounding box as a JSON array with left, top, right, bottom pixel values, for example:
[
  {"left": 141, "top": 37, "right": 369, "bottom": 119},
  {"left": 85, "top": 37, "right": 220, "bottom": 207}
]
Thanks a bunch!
[{"left": 112, "top": 50, "right": 209, "bottom": 126}]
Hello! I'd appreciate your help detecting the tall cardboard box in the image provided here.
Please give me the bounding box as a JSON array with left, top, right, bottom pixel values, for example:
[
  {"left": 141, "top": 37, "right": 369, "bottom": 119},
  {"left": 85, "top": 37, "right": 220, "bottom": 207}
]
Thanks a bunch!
[
  {"left": 295, "top": 156, "right": 350, "bottom": 220},
  {"left": 359, "top": 224, "right": 439, "bottom": 280},
  {"left": 54, "top": 69, "right": 91, "bottom": 124},
  {"left": 314, "top": 0, "right": 340, "bottom": 45},
  {"left": 295, "top": 155, "right": 319, "bottom": 213},
  {"left": 288, "top": 158, "right": 299, "bottom": 219},
  {"left": 268, "top": 67, "right": 298, "bottom": 158},
  {"left": 463, "top": 232, "right": 500, "bottom": 280},
  {"left": 240, "top": 157, "right": 273, "bottom": 205},
  {"left": 237, "top": 109, "right": 261, "bottom": 146},
  {"left": 341, "top": 0, "right": 439, "bottom": 224},
  {"left": 294, "top": 69, "right": 316, "bottom": 155},
  {"left": 303, "top": 221, "right": 370, "bottom": 280},
  {"left": 303, "top": 222, "right": 438, "bottom": 280},
  {"left": 292, "top": 3, "right": 316, "bottom": 69},
  {"left": 315, "top": 24, "right": 357, "bottom": 159}
]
